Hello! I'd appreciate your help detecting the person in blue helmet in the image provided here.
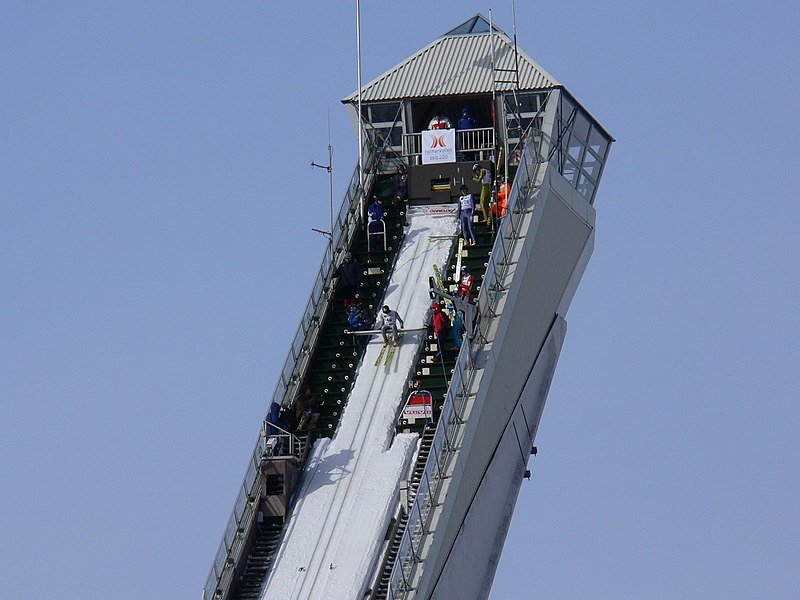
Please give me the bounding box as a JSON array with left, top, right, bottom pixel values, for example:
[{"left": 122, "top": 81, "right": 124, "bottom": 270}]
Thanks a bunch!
[{"left": 457, "top": 107, "right": 476, "bottom": 130}]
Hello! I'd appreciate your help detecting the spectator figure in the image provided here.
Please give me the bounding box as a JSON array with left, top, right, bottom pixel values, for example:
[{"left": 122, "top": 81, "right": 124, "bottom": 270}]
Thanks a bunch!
[
  {"left": 349, "top": 303, "right": 372, "bottom": 348},
  {"left": 458, "top": 265, "right": 474, "bottom": 303},
  {"left": 457, "top": 185, "right": 477, "bottom": 246},
  {"left": 348, "top": 303, "right": 370, "bottom": 331},
  {"left": 472, "top": 164, "right": 492, "bottom": 224},
  {"left": 375, "top": 304, "right": 404, "bottom": 347},
  {"left": 333, "top": 251, "right": 361, "bottom": 307},
  {"left": 493, "top": 174, "right": 509, "bottom": 219},
  {"left": 452, "top": 310, "right": 464, "bottom": 348},
  {"left": 294, "top": 385, "right": 321, "bottom": 432},
  {"left": 431, "top": 301, "right": 449, "bottom": 361},
  {"left": 380, "top": 165, "right": 409, "bottom": 225},
  {"left": 381, "top": 165, "right": 408, "bottom": 203},
  {"left": 265, "top": 401, "right": 289, "bottom": 455},
  {"left": 428, "top": 114, "right": 452, "bottom": 130},
  {"left": 457, "top": 107, "right": 476, "bottom": 130},
  {"left": 367, "top": 196, "right": 385, "bottom": 250}
]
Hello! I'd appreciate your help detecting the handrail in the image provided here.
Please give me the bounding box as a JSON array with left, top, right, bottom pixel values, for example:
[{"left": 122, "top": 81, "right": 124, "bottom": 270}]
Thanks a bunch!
[
  {"left": 202, "top": 142, "right": 383, "bottom": 600},
  {"left": 402, "top": 127, "right": 495, "bottom": 164},
  {"left": 385, "top": 124, "right": 552, "bottom": 599}
]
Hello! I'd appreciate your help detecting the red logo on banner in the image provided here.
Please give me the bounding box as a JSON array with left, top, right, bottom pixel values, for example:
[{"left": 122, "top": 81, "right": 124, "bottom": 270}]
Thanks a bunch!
[{"left": 429, "top": 134, "right": 447, "bottom": 149}]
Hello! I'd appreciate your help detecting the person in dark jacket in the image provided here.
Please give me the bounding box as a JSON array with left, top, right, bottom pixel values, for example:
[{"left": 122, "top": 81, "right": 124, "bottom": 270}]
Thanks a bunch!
[
  {"left": 265, "top": 401, "right": 289, "bottom": 455},
  {"left": 348, "top": 303, "right": 370, "bottom": 331},
  {"left": 367, "top": 196, "right": 385, "bottom": 249},
  {"left": 334, "top": 251, "right": 361, "bottom": 307},
  {"left": 293, "top": 385, "right": 320, "bottom": 432},
  {"left": 457, "top": 107, "right": 476, "bottom": 130},
  {"left": 379, "top": 165, "right": 409, "bottom": 225},
  {"left": 381, "top": 165, "right": 408, "bottom": 203}
]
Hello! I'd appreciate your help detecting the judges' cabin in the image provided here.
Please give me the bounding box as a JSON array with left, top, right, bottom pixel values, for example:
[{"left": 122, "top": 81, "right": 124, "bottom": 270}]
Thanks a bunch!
[{"left": 343, "top": 14, "right": 610, "bottom": 207}]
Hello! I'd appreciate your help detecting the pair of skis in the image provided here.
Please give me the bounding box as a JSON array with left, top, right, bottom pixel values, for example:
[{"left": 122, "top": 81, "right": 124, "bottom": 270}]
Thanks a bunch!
[{"left": 374, "top": 339, "right": 400, "bottom": 367}]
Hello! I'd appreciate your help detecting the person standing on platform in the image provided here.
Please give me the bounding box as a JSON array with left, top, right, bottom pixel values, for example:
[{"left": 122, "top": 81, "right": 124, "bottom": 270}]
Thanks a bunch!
[
  {"left": 494, "top": 174, "right": 509, "bottom": 219},
  {"left": 457, "top": 108, "right": 476, "bottom": 130},
  {"left": 293, "top": 385, "right": 321, "bottom": 432},
  {"left": 333, "top": 251, "right": 361, "bottom": 308},
  {"left": 367, "top": 195, "right": 385, "bottom": 250},
  {"left": 428, "top": 114, "right": 452, "bottom": 130},
  {"left": 472, "top": 163, "right": 492, "bottom": 224},
  {"left": 431, "top": 302, "right": 449, "bottom": 361},
  {"left": 459, "top": 266, "right": 475, "bottom": 303},
  {"left": 457, "top": 185, "right": 477, "bottom": 247}
]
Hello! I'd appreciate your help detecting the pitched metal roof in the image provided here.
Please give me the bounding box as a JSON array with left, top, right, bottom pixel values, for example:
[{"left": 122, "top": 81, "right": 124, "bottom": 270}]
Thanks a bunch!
[{"left": 343, "top": 14, "right": 560, "bottom": 103}]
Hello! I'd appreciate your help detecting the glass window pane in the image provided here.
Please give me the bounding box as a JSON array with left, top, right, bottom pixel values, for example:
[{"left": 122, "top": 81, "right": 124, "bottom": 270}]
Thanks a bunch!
[
  {"left": 214, "top": 541, "right": 227, "bottom": 576},
  {"left": 563, "top": 158, "right": 579, "bottom": 184},
  {"left": 235, "top": 486, "right": 247, "bottom": 520},
  {"left": 282, "top": 355, "right": 295, "bottom": 388},
  {"left": 588, "top": 126, "right": 609, "bottom": 158},
  {"left": 292, "top": 328, "right": 304, "bottom": 359},
  {"left": 224, "top": 513, "right": 237, "bottom": 548},
  {"left": 244, "top": 457, "right": 257, "bottom": 491},
  {"left": 516, "top": 92, "right": 545, "bottom": 113},
  {"left": 571, "top": 111, "right": 590, "bottom": 143},
  {"left": 560, "top": 94, "right": 575, "bottom": 122},
  {"left": 369, "top": 103, "right": 401, "bottom": 124},
  {"left": 389, "top": 127, "right": 402, "bottom": 146},
  {"left": 567, "top": 136, "right": 584, "bottom": 162},
  {"left": 577, "top": 172, "right": 595, "bottom": 198},
  {"left": 582, "top": 149, "right": 600, "bottom": 177}
]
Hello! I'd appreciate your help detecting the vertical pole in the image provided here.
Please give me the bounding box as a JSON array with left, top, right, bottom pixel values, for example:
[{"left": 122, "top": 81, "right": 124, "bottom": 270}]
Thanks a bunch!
[
  {"left": 327, "top": 108, "right": 334, "bottom": 260},
  {"left": 356, "top": 0, "right": 364, "bottom": 222}
]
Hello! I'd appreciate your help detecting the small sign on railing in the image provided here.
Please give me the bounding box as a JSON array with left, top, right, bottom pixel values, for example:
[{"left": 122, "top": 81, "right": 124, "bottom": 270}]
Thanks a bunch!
[
  {"left": 421, "top": 129, "right": 456, "bottom": 164},
  {"left": 401, "top": 390, "right": 434, "bottom": 423}
]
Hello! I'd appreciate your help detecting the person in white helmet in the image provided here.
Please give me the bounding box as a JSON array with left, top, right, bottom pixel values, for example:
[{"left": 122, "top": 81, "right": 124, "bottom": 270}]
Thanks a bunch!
[{"left": 375, "top": 304, "right": 404, "bottom": 346}]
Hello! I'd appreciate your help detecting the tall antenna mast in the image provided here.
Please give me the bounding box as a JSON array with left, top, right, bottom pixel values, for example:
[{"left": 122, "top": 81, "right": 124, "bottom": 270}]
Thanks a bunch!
[
  {"left": 356, "top": 0, "right": 364, "bottom": 222},
  {"left": 310, "top": 108, "right": 334, "bottom": 251},
  {"left": 512, "top": 0, "right": 521, "bottom": 84}
]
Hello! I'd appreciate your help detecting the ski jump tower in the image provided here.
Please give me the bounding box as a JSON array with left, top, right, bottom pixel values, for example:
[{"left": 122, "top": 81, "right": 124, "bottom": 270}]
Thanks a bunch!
[{"left": 203, "top": 14, "right": 613, "bottom": 600}]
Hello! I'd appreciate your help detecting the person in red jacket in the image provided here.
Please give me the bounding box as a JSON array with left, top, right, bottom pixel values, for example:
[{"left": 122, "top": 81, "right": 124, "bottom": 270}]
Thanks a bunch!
[
  {"left": 458, "top": 266, "right": 474, "bottom": 303},
  {"left": 431, "top": 301, "right": 449, "bottom": 361}
]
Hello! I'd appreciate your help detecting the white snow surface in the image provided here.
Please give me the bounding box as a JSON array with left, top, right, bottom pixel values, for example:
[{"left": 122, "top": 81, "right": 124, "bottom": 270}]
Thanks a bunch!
[{"left": 262, "top": 208, "right": 458, "bottom": 600}]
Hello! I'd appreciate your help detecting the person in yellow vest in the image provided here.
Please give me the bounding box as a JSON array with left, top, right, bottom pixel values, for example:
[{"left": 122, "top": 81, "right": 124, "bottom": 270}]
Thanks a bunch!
[{"left": 472, "top": 164, "right": 492, "bottom": 224}]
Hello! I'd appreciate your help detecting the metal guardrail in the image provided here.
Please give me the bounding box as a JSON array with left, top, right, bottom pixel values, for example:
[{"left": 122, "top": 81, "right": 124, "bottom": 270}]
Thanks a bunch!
[
  {"left": 402, "top": 127, "right": 495, "bottom": 164},
  {"left": 385, "top": 125, "right": 551, "bottom": 599},
  {"left": 202, "top": 143, "right": 382, "bottom": 600}
]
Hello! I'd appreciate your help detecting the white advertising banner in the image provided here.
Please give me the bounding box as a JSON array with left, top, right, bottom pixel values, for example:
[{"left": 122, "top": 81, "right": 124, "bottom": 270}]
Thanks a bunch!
[{"left": 421, "top": 128, "right": 456, "bottom": 164}]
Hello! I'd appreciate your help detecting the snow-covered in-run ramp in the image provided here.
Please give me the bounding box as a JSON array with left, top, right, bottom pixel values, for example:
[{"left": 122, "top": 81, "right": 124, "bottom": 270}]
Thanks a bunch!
[{"left": 262, "top": 208, "right": 457, "bottom": 600}]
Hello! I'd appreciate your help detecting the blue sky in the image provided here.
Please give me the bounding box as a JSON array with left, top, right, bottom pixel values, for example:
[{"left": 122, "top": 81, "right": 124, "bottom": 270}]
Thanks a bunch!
[{"left": 2, "top": 2, "right": 798, "bottom": 598}]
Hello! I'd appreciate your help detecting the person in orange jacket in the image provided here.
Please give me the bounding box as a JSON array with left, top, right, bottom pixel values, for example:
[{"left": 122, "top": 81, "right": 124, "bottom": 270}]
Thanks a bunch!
[{"left": 493, "top": 174, "right": 509, "bottom": 219}]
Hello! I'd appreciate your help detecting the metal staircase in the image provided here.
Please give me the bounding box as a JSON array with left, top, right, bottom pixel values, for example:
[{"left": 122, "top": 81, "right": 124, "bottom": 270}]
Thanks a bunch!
[
  {"left": 230, "top": 518, "right": 284, "bottom": 600},
  {"left": 370, "top": 426, "right": 437, "bottom": 600}
]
